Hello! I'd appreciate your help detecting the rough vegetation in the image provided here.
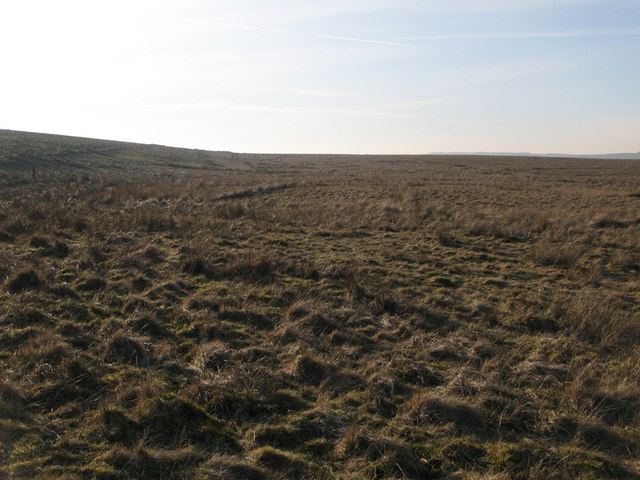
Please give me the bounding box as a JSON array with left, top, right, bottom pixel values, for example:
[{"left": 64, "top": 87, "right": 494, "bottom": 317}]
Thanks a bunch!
[{"left": 1, "top": 129, "right": 639, "bottom": 479}]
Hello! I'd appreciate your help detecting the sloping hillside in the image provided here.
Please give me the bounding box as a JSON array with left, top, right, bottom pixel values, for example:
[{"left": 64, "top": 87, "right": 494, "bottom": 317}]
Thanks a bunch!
[{"left": 0, "top": 130, "right": 242, "bottom": 184}]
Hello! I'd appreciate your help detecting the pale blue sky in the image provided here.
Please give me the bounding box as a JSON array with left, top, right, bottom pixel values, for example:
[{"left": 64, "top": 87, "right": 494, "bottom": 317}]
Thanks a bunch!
[{"left": 1, "top": 0, "right": 639, "bottom": 153}]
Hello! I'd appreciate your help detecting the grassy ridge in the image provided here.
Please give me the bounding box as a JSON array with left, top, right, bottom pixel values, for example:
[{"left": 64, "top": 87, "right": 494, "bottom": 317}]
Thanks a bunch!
[
  {"left": 0, "top": 130, "right": 240, "bottom": 184},
  {"left": 0, "top": 131, "right": 639, "bottom": 479}
]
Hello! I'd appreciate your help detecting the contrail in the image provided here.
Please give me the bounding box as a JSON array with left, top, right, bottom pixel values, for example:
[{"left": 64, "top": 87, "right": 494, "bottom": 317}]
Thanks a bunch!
[{"left": 150, "top": 16, "right": 415, "bottom": 47}]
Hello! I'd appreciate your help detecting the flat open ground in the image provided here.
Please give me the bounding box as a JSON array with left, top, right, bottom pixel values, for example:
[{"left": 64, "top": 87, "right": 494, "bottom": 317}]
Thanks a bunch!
[{"left": 1, "top": 130, "right": 639, "bottom": 479}]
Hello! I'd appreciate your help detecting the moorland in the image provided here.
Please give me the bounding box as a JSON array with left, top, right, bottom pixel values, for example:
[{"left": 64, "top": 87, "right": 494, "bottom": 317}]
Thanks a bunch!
[{"left": 1, "top": 129, "right": 639, "bottom": 479}]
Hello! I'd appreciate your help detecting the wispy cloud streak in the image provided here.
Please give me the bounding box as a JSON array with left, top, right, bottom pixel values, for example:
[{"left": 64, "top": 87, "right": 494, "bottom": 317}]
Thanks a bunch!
[
  {"left": 400, "top": 28, "right": 640, "bottom": 41},
  {"left": 151, "top": 16, "right": 414, "bottom": 47},
  {"left": 308, "top": 33, "right": 413, "bottom": 47},
  {"left": 107, "top": 100, "right": 497, "bottom": 129}
]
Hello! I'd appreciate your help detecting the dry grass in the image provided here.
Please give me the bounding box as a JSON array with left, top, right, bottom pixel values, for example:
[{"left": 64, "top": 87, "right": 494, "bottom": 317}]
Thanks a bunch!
[{"left": 1, "top": 132, "right": 639, "bottom": 479}]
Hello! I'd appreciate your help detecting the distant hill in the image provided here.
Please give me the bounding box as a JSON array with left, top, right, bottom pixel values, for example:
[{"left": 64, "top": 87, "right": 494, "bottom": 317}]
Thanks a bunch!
[
  {"left": 545, "top": 153, "right": 640, "bottom": 160},
  {"left": 432, "top": 151, "right": 640, "bottom": 160}
]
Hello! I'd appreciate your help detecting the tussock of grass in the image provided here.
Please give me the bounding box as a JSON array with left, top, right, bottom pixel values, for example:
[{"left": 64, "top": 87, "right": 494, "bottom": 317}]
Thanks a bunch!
[
  {"left": 336, "top": 426, "right": 432, "bottom": 479},
  {"left": 252, "top": 446, "right": 314, "bottom": 477},
  {"left": 97, "top": 443, "right": 205, "bottom": 479},
  {"left": 402, "top": 393, "right": 486, "bottom": 433},
  {"left": 6, "top": 268, "right": 43, "bottom": 293},
  {"left": 103, "top": 330, "right": 151, "bottom": 366},
  {"left": 136, "top": 393, "right": 239, "bottom": 450},
  {"left": 531, "top": 239, "right": 584, "bottom": 268},
  {"left": 75, "top": 276, "right": 106, "bottom": 292},
  {"left": 552, "top": 291, "right": 640, "bottom": 350},
  {"left": 514, "top": 354, "right": 569, "bottom": 387},
  {"left": 0, "top": 383, "right": 25, "bottom": 419},
  {"left": 575, "top": 421, "right": 635, "bottom": 455},
  {"left": 197, "top": 455, "right": 271, "bottom": 480}
]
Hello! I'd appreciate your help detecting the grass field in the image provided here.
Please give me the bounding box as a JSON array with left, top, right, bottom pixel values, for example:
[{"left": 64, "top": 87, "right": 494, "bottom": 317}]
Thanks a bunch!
[{"left": 1, "top": 129, "right": 639, "bottom": 479}]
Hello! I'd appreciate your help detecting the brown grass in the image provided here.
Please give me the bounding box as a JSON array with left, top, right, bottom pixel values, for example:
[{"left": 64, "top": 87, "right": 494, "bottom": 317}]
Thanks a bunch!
[{"left": 1, "top": 133, "right": 639, "bottom": 479}]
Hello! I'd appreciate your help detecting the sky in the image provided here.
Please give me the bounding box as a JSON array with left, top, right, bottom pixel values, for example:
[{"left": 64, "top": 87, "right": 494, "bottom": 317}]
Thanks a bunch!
[{"left": 1, "top": 0, "right": 639, "bottom": 154}]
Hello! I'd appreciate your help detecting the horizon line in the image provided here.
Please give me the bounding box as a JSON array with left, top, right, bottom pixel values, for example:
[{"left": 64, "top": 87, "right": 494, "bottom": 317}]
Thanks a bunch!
[{"left": 2, "top": 128, "right": 638, "bottom": 159}]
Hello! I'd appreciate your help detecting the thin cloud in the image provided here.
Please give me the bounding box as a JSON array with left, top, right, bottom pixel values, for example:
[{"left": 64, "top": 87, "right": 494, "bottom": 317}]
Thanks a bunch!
[
  {"left": 219, "top": 103, "right": 498, "bottom": 128},
  {"left": 311, "top": 106, "right": 495, "bottom": 128},
  {"left": 204, "top": 0, "right": 418, "bottom": 25},
  {"left": 290, "top": 89, "right": 389, "bottom": 100},
  {"left": 435, "top": 51, "right": 640, "bottom": 90},
  {"left": 401, "top": 28, "right": 640, "bottom": 41},
  {"left": 108, "top": 100, "right": 498, "bottom": 129},
  {"left": 307, "top": 33, "right": 413, "bottom": 47},
  {"left": 267, "top": 88, "right": 457, "bottom": 108},
  {"left": 436, "top": 60, "right": 592, "bottom": 89},
  {"left": 151, "top": 16, "right": 414, "bottom": 47},
  {"left": 433, "top": 0, "right": 609, "bottom": 13}
]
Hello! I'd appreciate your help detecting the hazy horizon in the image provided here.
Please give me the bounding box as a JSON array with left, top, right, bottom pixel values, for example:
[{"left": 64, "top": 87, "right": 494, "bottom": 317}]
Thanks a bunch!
[{"left": 1, "top": 1, "right": 639, "bottom": 154}]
